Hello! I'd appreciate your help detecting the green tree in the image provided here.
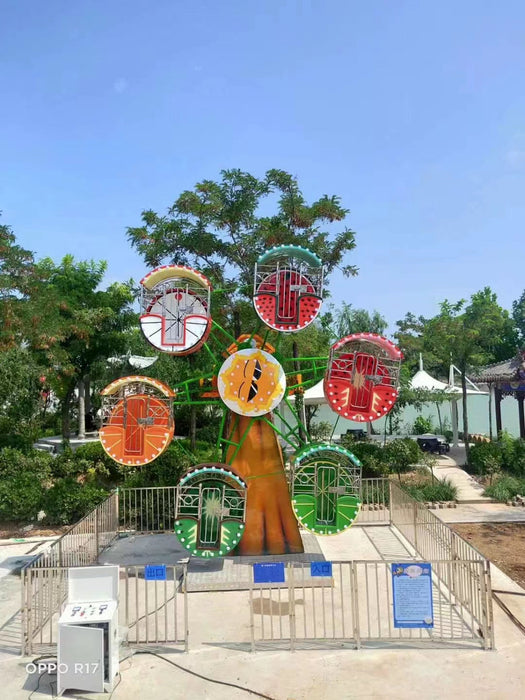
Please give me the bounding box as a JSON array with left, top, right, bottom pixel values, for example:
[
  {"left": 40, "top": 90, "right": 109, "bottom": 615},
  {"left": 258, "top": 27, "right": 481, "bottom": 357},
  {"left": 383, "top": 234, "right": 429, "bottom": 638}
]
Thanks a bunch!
[
  {"left": 422, "top": 288, "right": 517, "bottom": 461},
  {"left": 127, "top": 168, "right": 357, "bottom": 334},
  {"left": 0, "top": 348, "right": 43, "bottom": 449},
  {"left": 33, "top": 256, "right": 136, "bottom": 439},
  {"left": 512, "top": 289, "right": 525, "bottom": 345},
  {"left": 327, "top": 302, "right": 387, "bottom": 339},
  {"left": 395, "top": 312, "right": 443, "bottom": 376},
  {"left": 0, "top": 220, "right": 48, "bottom": 350},
  {"left": 127, "top": 169, "right": 358, "bottom": 552}
]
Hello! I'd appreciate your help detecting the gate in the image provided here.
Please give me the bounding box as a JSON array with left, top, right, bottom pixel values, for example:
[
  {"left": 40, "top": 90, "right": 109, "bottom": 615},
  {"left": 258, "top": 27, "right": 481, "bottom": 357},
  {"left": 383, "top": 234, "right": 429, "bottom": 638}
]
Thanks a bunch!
[
  {"left": 21, "top": 564, "right": 188, "bottom": 655},
  {"left": 121, "top": 564, "right": 188, "bottom": 650},
  {"left": 250, "top": 560, "right": 493, "bottom": 650}
]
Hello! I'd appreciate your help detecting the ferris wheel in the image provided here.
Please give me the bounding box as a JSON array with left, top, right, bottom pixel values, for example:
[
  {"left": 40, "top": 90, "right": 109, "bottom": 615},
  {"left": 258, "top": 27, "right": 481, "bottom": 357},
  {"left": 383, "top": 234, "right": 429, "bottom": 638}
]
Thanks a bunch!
[{"left": 100, "top": 246, "right": 403, "bottom": 558}]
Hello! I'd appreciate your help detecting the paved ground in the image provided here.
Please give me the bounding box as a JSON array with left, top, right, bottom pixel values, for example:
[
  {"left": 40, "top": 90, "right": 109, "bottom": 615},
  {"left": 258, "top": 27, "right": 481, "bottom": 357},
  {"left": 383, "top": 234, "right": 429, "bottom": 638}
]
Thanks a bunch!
[
  {"left": 427, "top": 443, "right": 525, "bottom": 522},
  {"left": 431, "top": 454, "right": 494, "bottom": 503},
  {"left": 436, "top": 502, "right": 525, "bottom": 523},
  {"left": 1, "top": 535, "right": 524, "bottom": 700}
]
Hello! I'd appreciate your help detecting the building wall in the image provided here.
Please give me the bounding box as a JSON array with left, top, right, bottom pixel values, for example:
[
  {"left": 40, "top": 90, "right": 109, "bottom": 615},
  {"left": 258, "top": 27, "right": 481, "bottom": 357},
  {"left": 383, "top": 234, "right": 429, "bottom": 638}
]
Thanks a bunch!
[{"left": 285, "top": 391, "right": 521, "bottom": 438}]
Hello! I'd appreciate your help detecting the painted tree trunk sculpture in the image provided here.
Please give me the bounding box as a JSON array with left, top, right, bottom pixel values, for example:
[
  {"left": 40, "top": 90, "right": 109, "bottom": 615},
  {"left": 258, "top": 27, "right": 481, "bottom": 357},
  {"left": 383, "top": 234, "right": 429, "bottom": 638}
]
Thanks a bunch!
[{"left": 227, "top": 414, "right": 304, "bottom": 555}]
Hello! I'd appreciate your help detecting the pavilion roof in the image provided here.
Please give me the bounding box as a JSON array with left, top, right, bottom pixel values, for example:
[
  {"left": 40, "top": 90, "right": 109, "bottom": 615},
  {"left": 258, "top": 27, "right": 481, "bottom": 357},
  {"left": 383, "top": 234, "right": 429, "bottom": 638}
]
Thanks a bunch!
[{"left": 473, "top": 354, "right": 522, "bottom": 383}]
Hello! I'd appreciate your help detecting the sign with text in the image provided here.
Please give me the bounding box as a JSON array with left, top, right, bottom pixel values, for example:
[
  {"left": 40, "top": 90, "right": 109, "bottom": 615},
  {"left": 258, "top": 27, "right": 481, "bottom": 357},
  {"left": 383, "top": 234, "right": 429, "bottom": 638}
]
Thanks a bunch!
[
  {"left": 253, "top": 562, "right": 285, "bottom": 584},
  {"left": 310, "top": 561, "right": 333, "bottom": 577},
  {"left": 392, "top": 563, "right": 434, "bottom": 628},
  {"left": 144, "top": 564, "right": 167, "bottom": 581}
]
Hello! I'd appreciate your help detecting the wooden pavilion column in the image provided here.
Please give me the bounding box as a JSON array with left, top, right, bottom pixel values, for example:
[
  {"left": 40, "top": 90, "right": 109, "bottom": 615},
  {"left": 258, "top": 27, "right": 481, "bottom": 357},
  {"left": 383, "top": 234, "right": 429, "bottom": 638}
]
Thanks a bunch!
[
  {"left": 518, "top": 392, "right": 525, "bottom": 439},
  {"left": 494, "top": 387, "right": 503, "bottom": 436}
]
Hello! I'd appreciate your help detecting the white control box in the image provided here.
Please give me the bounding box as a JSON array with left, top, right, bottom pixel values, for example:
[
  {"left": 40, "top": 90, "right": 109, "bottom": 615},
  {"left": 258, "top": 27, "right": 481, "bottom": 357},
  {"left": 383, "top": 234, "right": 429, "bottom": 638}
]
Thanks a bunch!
[{"left": 57, "top": 566, "right": 119, "bottom": 695}]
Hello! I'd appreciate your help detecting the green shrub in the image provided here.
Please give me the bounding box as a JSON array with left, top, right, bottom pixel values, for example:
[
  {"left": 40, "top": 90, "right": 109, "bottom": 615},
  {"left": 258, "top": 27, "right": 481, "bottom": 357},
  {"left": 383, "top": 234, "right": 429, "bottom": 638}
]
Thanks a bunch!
[
  {"left": 468, "top": 441, "right": 503, "bottom": 476},
  {"left": 0, "top": 471, "right": 46, "bottom": 521},
  {"left": 342, "top": 441, "right": 388, "bottom": 477},
  {"left": 403, "top": 478, "right": 457, "bottom": 502},
  {"left": 510, "top": 439, "right": 525, "bottom": 477},
  {"left": 309, "top": 421, "right": 333, "bottom": 442},
  {"left": 383, "top": 438, "right": 423, "bottom": 479},
  {"left": 484, "top": 475, "right": 525, "bottom": 502},
  {"left": 468, "top": 435, "right": 525, "bottom": 478},
  {"left": 0, "top": 447, "right": 53, "bottom": 481},
  {"left": 72, "top": 441, "right": 120, "bottom": 481},
  {"left": 122, "top": 443, "right": 193, "bottom": 488},
  {"left": 412, "top": 415, "right": 435, "bottom": 435},
  {"left": 497, "top": 430, "right": 516, "bottom": 471},
  {"left": 43, "top": 478, "right": 109, "bottom": 525}
]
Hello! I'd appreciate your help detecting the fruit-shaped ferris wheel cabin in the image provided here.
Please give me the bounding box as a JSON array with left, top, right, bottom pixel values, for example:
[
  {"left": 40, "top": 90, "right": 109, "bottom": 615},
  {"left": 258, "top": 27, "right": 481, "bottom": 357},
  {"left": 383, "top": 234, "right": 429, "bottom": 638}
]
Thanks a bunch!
[
  {"left": 139, "top": 265, "right": 212, "bottom": 355},
  {"left": 174, "top": 464, "right": 247, "bottom": 558},
  {"left": 324, "top": 333, "right": 403, "bottom": 423},
  {"left": 99, "top": 376, "right": 175, "bottom": 466},
  {"left": 253, "top": 245, "right": 324, "bottom": 332},
  {"left": 291, "top": 444, "right": 362, "bottom": 536}
]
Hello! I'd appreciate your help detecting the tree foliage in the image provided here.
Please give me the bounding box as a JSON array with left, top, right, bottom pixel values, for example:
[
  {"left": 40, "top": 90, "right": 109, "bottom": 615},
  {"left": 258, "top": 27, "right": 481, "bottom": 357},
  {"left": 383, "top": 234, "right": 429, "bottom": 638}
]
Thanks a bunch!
[
  {"left": 402, "top": 288, "right": 518, "bottom": 458},
  {"left": 0, "top": 220, "right": 47, "bottom": 350},
  {"left": 326, "top": 302, "right": 387, "bottom": 339},
  {"left": 512, "top": 289, "right": 525, "bottom": 345},
  {"left": 127, "top": 168, "right": 357, "bottom": 334},
  {"left": 0, "top": 348, "right": 43, "bottom": 449},
  {"left": 32, "top": 256, "right": 136, "bottom": 437}
]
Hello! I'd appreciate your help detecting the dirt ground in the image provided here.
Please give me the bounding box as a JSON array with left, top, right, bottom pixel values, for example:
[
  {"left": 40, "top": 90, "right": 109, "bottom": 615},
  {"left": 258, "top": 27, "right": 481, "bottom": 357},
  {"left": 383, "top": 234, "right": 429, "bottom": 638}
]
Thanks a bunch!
[
  {"left": 452, "top": 522, "right": 525, "bottom": 589},
  {"left": 0, "top": 521, "right": 67, "bottom": 539}
]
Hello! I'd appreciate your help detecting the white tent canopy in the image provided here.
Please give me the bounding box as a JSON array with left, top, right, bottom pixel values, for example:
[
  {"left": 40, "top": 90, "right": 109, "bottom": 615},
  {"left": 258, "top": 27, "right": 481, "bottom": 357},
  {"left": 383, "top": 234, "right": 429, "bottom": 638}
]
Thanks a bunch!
[
  {"left": 409, "top": 355, "right": 487, "bottom": 446},
  {"left": 300, "top": 379, "right": 327, "bottom": 405},
  {"left": 292, "top": 356, "right": 487, "bottom": 447}
]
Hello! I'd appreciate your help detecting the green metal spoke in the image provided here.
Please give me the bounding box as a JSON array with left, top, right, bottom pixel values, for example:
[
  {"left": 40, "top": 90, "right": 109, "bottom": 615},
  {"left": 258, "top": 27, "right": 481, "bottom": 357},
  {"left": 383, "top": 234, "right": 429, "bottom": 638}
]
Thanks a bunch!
[
  {"left": 211, "top": 319, "right": 238, "bottom": 344},
  {"left": 330, "top": 414, "right": 341, "bottom": 443},
  {"left": 282, "top": 396, "right": 311, "bottom": 444},
  {"left": 223, "top": 416, "right": 257, "bottom": 466}
]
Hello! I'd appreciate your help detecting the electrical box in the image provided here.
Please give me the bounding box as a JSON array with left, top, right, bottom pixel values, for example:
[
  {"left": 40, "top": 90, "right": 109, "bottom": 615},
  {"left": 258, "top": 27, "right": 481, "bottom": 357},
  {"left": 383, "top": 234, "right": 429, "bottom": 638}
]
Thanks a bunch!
[{"left": 57, "top": 566, "right": 119, "bottom": 695}]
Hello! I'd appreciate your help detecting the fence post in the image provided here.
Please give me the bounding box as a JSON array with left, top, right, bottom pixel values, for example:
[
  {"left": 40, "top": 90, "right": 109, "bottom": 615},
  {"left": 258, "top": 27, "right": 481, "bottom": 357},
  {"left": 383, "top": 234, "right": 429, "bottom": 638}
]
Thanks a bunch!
[
  {"left": 20, "top": 567, "right": 27, "bottom": 656},
  {"left": 288, "top": 563, "right": 296, "bottom": 652},
  {"left": 249, "top": 584, "right": 255, "bottom": 652},
  {"left": 58, "top": 539, "right": 63, "bottom": 568},
  {"left": 115, "top": 489, "right": 120, "bottom": 533},
  {"left": 413, "top": 502, "right": 418, "bottom": 553},
  {"left": 95, "top": 506, "right": 100, "bottom": 560},
  {"left": 482, "top": 561, "right": 495, "bottom": 650},
  {"left": 450, "top": 536, "right": 458, "bottom": 600},
  {"left": 352, "top": 562, "right": 361, "bottom": 649},
  {"left": 183, "top": 563, "right": 189, "bottom": 652}
]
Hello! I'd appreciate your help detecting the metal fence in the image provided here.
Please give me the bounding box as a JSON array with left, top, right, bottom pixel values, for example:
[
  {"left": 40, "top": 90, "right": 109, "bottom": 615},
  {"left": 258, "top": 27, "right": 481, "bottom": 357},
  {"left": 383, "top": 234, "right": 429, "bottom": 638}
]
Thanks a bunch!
[
  {"left": 121, "top": 564, "right": 188, "bottom": 650},
  {"left": 21, "top": 566, "right": 68, "bottom": 655},
  {"left": 390, "top": 481, "right": 494, "bottom": 649},
  {"left": 119, "top": 486, "right": 177, "bottom": 533},
  {"left": 20, "top": 479, "right": 494, "bottom": 655},
  {"left": 118, "top": 479, "right": 390, "bottom": 533},
  {"left": 356, "top": 478, "right": 390, "bottom": 524},
  {"left": 20, "top": 492, "right": 119, "bottom": 655},
  {"left": 27, "top": 491, "right": 119, "bottom": 569},
  {"left": 250, "top": 560, "right": 493, "bottom": 650},
  {"left": 21, "top": 563, "right": 189, "bottom": 656}
]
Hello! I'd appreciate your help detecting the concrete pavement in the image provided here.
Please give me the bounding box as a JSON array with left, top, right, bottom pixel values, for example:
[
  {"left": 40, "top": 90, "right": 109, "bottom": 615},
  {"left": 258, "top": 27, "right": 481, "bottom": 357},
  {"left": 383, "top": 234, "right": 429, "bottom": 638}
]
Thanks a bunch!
[{"left": 431, "top": 454, "right": 494, "bottom": 503}]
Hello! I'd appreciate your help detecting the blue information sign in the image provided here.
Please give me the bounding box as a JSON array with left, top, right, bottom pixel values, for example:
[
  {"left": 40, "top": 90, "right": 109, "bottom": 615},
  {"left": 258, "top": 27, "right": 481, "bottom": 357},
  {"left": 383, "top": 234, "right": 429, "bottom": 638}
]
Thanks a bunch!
[
  {"left": 144, "top": 564, "right": 167, "bottom": 581},
  {"left": 310, "top": 561, "right": 333, "bottom": 577},
  {"left": 392, "top": 563, "right": 433, "bottom": 628},
  {"left": 253, "top": 562, "right": 285, "bottom": 584}
]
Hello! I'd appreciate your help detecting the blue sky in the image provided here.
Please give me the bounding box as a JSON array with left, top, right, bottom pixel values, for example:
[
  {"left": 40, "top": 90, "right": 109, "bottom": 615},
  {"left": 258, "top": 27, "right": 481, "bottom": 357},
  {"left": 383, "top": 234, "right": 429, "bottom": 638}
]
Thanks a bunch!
[{"left": 2, "top": 0, "right": 525, "bottom": 332}]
